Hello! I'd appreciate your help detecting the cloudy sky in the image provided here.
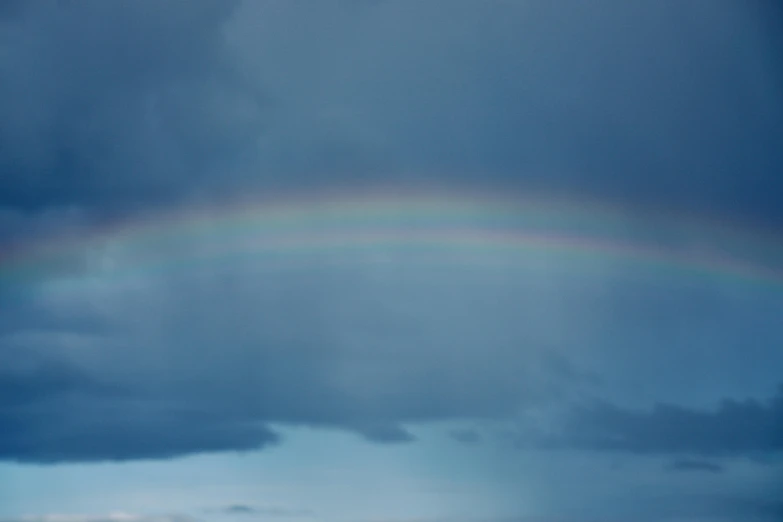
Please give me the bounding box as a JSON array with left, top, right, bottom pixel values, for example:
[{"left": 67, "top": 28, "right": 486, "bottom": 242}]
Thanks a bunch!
[{"left": 0, "top": 1, "right": 782, "bottom": 522}]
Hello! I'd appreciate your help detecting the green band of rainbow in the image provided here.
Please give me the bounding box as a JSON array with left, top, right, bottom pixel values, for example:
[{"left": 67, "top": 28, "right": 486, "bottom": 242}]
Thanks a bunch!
[{"left": 1, "top": 189, "right": 782, "bottom": 288}]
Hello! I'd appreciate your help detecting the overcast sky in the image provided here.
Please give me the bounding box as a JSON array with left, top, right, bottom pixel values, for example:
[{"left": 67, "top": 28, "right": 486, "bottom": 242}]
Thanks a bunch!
[{"left": 0, "top": 1, "right": 782, "bottom": 522}]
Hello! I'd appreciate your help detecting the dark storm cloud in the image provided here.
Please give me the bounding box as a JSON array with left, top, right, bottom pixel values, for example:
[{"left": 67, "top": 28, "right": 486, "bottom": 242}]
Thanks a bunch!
[
  {"left": 728, "top": 498, "right": 783, "bottom": 521},
  {"left": 2, "top": 0, "right": 780, "bottom": 227},
  {"left": 0, "top": 330, "right": 278, "bottom": 463},
  {"left": 0, "top": 0, "right": 25, "bottom": 19},
  {"left": 0, "top": 240, "right": 599, "bottom": 462},
  {"left": 0, "top": 357, "right": 112, "bottom": 407},
  {"left": 552, "top": 385, "right": 783, "bottom": 456},
  {"left": 0, "top": 0, "right": 275, "bottom": 462},
  {"left": 1, "top": 0, "right": 782, "bottom": 466},
  {"left": 0, "top": 0, "right": 265, "bottom": 212},
  {"left": 2, "top": 225, "right": 781, "bottom": 462},
  {"left": 231, "top": 0, "right": 783, "bottom": 225},
  {"left": 0, "top": 393, "right": 280, "bottom": 463}
]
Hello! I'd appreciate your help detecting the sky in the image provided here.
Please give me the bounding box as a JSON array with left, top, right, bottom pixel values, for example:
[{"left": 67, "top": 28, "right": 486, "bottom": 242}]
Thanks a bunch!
[{"left": 0, "top": 1, "right": 782, "bottom": 522}]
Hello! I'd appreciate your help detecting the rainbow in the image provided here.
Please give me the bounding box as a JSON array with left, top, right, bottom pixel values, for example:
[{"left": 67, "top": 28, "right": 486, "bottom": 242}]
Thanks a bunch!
[{"left": 1, "top": 188, "right": 782, "bottom": 289}]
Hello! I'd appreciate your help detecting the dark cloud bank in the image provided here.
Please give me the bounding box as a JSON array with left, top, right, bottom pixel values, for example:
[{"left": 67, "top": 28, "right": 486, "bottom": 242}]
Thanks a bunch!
[
  {"left": 0, "top": 0, "right": 263, "bottom": 214},
  {"left": 555, "top": 385, "right": 783, "bottom": 457},
  {"left": 1, "top": 326, "right": 780, "bottom": 463},
  {"left": 0, "top": 0, "right": 781, "bottom": 469},
  {"left": 0, "top": 0, "right": 781, "bottom": 223}
]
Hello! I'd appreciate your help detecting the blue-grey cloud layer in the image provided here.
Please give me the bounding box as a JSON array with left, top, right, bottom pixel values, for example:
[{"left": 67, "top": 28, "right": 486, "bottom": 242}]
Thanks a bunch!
[
  {"left": 0, "top": 343, "right": 279, "bottom": 462},
  {"left": 549, "top": 386, "right": 783, "bottom": 456},
  {"left": 0, "top": 0, "right": 262, "bottom": 212},
  {"left": 667, "top": 458, "right": 725, "bottom": 474},
  {"left": 0, "top": 4, "right": 781, "bottom": 520},
  {"left": 228, "top": 0, "right": 783, "bottom": 223},
  {"left": 2, "top": 238, "right": 781, "bottom": 463},
  {"left": 0, "top": 1, "right": 781, "bottom": 223}
]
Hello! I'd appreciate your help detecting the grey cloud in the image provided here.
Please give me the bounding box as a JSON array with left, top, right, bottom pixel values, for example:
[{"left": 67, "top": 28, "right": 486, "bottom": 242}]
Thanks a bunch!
[
  {"left": 353, "top": 423, "right": 416, "bottom": 444},
  {"left": 0, "top": 237, "right": 600, "bottom": 462},
  {"left": 667, "top": 458, "right": 725, "bottom": 474},
  {"left": 0, "top": 355, "right": 115, "bottom": 407},
  {"left": 2, "top": 222, "right": 782, "bottom": 462},
  {"left": 448, "top": 429, "right": 482, "bottom": 446},
  {"left": 0, "top": 394, "right": 280, "bottom": 463},
  {"left": 552, "top": 386, "right": 783, "bottom": 456},
  {"left": 1, "top": 0, "right": 782, "bottom": 466},
  {"left": 219, "top": 506, "right": 312, "bottom": 517},
  {"left": 0, "top": 0, "right": 25, "bottom": 19},
  {"left": 0, "top": 331, "right": 279, "bottom": 463},
  {"left": 728, "top": 499, "right": 783, "bottom": 521},
  {"left": 229, "top": 0, "right": 783, "bottom": 226},
  {"left": 0, "top": 0, "right": 780, "bottom": 229},
  {"left": 0, "top": 0, "right": 264, "bottom": 212}
]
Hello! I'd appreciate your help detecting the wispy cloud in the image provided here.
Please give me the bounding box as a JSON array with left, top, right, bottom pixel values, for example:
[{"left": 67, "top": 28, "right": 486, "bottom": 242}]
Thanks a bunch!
[
  {"left": 667, "top": 458, "right": 725, "bottom": 474},
  {"left": 0, "top": 514, "right": 196, "bottom": 522},
  {"left": 216, "top": 506, "right": 313, "bottom": 518},
  {"left": 448, "top": 429, "right": 482, "bottom": 445}
]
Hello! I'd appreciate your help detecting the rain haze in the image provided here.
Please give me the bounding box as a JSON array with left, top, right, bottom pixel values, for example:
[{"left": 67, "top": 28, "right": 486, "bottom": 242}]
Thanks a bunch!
[{"left": 0, "top": 1, "right": 782, "bottom": 522}]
